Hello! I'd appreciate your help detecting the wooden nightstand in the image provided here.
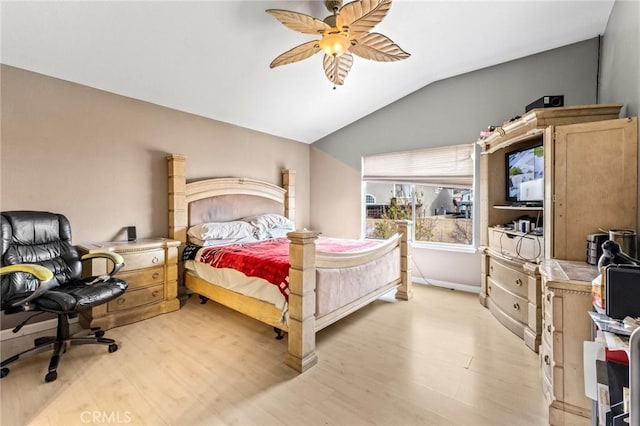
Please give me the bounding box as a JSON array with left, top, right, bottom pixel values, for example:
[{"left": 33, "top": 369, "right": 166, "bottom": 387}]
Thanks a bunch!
[{"left": 77, "top": 238, "right": 180, "bottom": 329}]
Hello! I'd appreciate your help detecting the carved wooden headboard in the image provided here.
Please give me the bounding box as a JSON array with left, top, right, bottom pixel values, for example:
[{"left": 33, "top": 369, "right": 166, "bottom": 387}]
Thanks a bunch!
[{"left": 166, "top": 154, "right": 295, "bottom": 245}]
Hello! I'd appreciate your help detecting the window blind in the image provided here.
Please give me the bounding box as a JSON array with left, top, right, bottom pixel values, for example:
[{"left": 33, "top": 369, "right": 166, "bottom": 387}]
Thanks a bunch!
[{"left": 362, "top": 143, "right": 474, "bottom": 187}]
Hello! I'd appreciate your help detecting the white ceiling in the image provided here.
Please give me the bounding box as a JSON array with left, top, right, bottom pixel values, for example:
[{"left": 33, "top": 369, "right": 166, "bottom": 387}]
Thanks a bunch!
[{"left": 1, "top": 1, "right": 615, "bottom": 144}]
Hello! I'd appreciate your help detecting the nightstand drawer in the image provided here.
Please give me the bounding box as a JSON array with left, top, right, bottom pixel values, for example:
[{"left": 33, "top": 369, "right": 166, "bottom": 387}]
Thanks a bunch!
[
  {"left": 487, "top": 277, "right": 527, "bottom": 324},
  {"left": 108, "top": 284, "right": 164, "bottom": 312},
  {"left": 119, "top": 249, "right": 165, "bottom": 272},
  {"left": 488, "top": 257, "right": 528, "bottom": 298},
  {"left": 116, "top": 266, "right": 164, "bottom": 290}
]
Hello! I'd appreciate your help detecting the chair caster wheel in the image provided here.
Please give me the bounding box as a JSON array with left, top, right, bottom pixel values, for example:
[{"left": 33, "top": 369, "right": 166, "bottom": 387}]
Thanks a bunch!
[
  {"left": 108, "top": 344, "right": 118, "bottom": 353},
  {"left": 95, "top": 330, "right": 105, "bottom": 338},
  {"left": 45, "top": 371, "right": 57, "bottom": 383},
  {"left": 1, "top": 367, "right": 9, "bottom": 378}
]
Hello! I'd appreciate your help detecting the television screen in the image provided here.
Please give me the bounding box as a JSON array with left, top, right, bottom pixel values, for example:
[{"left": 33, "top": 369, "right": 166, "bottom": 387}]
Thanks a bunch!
[{"left": 506, "top": 144, "right": 544, "bottom": 202}]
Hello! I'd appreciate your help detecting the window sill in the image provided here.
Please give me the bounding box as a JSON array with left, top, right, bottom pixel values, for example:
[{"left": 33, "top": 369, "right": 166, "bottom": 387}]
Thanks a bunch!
[{"left": 411, "top": 242, "right": 478, "bottom": 254}]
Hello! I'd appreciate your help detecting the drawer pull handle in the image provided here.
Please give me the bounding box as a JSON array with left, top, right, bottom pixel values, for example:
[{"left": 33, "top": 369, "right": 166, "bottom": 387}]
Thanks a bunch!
[
  {"left": 117, "top": 298, "right": 125, "bottom": 305},
  {"left": 490, "top": 265, "right": 494, "bottom": 272},
  {"left": 513, "top": 303, "right": 520, "bottom": 311},
  {"left": 152, "top": 290, "right": 160, "bottom": 298},
  {"left": 547, "top": 325, "right": 552, "bottom": 333},
  {"left": 152, "top": 272, "right": 160, "bottom": 280},
  {"left": 488, "top": 285, "right": 491, "bottom": 293},
  {"left": 546, "top": 294, "right": 551, "bottom": 302},
  {"left": 544, "top": 355, "right": 550, "bottom": 365},
  {"left": 152, "top": 257, "right": 160, "bottom": 264},
  {"left": 515, "top": 278, "right": 522, "bottom": 286}
]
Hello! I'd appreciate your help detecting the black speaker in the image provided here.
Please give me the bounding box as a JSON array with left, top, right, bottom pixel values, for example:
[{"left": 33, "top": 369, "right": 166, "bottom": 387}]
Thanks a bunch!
[
  {"left": 127, "top": 226, "right": 137, "bottom": 242},
  {"left": 525, "top": 95, "right": 564, "bottom": 112}
]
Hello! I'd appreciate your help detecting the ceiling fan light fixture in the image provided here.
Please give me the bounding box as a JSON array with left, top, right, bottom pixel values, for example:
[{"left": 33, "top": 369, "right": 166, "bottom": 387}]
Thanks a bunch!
[
  {"left": 266, "top": 0, "right": 410, "bottom": 86},
  {"left": 318, "top": 30, "right": 350, "bottom": 56}
]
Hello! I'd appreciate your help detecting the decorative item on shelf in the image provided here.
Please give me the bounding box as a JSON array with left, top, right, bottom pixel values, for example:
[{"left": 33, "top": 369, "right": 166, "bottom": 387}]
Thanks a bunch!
[
  {"left": 479, "top": 125, "right": 497, "bottom": 139},
  {"left": 266, "top": 0, "right": 410, "bottom": 87}
]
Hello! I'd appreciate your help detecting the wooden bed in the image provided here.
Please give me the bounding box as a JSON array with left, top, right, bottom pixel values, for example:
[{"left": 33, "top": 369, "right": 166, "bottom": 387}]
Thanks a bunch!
[{"left": 166, "top": 154, "right": 413, "bottom": 372}]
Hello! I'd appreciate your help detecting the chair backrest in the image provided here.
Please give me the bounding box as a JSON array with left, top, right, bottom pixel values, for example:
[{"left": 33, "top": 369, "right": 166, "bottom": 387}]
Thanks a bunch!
[{"left": 1, "top": 211, "right": 81, "bottom": 307}]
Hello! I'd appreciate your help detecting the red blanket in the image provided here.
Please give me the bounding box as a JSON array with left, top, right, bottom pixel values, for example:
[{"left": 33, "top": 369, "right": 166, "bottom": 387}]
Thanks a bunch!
[{"left": 198, "top": 237, "right": 379, "bottom": 302}]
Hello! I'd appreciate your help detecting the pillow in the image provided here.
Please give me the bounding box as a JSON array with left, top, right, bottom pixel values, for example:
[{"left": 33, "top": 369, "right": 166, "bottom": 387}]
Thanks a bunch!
[
  {"left": 188, "top": 235, "right": 258, "bottom": 247},
  {"left": 264, "top": 227, "right": 292, "bottom": 239},
  {"left": 187, "top": 220, "right": 256, "bottom": 241},
  {"left": 242, "top": 214, "right": 294, "bottom": 231}
]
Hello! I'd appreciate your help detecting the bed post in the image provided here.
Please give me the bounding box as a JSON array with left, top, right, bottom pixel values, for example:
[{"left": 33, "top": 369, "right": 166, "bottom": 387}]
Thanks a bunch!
[
  {"left": 167, "top": 154, "right": 188, "bottom": 244},
  {"left": 282, "top": 169, "right": 295, "bottom": 225},
  {"left": 167, "top": 154, "right": 188, "bottom": 303},
  {"left": 395, "top": 220, "right": 413, "bottom": 300},
  {"left": 285, "top": 230, "right": 319, "bottom": 372}
]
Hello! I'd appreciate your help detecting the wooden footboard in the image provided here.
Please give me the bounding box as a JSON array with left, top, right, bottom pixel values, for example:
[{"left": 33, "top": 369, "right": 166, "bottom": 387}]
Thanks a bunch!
[{"left": 285, "top": 222, "right": 412, "bottom": 372}]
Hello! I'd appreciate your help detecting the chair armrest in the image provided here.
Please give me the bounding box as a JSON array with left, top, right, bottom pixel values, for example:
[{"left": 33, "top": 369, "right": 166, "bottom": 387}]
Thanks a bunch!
[
  {"left": 81, "top": 252, "right": 125, "bottom": 276},
  {"left": 0, "top": 264, "right": 56, "bottom": 307},
  {"left": 0, "top": 264, "right": 54, "bottom": 281}
]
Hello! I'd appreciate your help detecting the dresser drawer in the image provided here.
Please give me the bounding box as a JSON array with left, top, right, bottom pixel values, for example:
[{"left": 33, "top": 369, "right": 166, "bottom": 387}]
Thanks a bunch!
[
  {"left": 108, "top": 284, "right": 164, "bottom": 312},
  {"left": 540, "top": 341, "right": 554, "bottom": 391},
  {"left": 116, "top": 266, "right": 164, "bottom": 290},
  {"left": 542, "top": 311, "right": 554, "bottom": 346},
  {"left": 542, "top": 311, "right": 564, "bottom": 366},
  {"left": 487, "top": 277, "right": 528, "bottom": 324},
  {"left": 544, "top": 288, "right": 563, "bottom": 331},
  {"left": 541, "top": 367, "right": 554, "bottom": 405},
  {"left": 488, "top": 257, "right": 528, "bottom": 298},
  {"left": 119, "top": 249, "right": 165, "bottom": 272},
  {"left": 541, "top": 333, "right": 566, "bottom": 405}
]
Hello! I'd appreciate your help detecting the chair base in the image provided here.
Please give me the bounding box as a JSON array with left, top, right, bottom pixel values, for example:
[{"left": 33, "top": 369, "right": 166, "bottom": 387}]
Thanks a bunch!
[{"left": 0, "top": 313, "right": 118, "bottom": 383}]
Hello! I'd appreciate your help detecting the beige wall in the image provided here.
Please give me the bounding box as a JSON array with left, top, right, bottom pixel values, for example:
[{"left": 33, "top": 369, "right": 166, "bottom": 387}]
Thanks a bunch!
[
  {"left": 1, "top": 65, "right": 310, "bottom": 244},
  {"left": 309, "top": 146, "right": 361, "bottom": 238}
]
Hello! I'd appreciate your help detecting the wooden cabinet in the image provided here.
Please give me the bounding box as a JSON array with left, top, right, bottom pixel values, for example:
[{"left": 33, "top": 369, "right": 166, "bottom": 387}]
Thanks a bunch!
[
  {"left": 547, "top": 118, "right": 638, "bottom": 260},
  {"left": 77, "top": 238, "right": 180, "bottom": 329},
  {"left": 478, "top": 105, "right": 637, "bottom": 353},
  {"left": 539, "top": 260, "right": 598, "bottom": 426}
]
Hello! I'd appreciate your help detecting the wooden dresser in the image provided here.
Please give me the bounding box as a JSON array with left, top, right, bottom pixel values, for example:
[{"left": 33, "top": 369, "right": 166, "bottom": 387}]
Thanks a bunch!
[
  {"left": 77, "top": 238, "right": 180, "bottom": 329},
  {"left": 539, "top": 259, "right": 598, "bottom": 426}
]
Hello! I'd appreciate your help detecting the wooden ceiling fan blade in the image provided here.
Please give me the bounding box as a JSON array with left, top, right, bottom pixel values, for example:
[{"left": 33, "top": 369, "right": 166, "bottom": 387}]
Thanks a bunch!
[
  {"left": 339, "top": 0, "right": 391, "bottom": 35},
  {"left": 350, "top": 32, "right": 409, "bottom": 62},
  {"left": 323, "top": 52, "right": 354, "bottom": 85},
  {"left": 266, "top": 9, "right": 331, "bottom": 35},
  {"left": 270, "top": 41, "right": 322, "bottom": 68}
]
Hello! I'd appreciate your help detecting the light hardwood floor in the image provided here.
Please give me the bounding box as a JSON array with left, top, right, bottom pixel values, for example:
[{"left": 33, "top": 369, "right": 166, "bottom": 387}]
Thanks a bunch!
[{"left": 0, "top": 284, "right": 548, "bottom": 425}]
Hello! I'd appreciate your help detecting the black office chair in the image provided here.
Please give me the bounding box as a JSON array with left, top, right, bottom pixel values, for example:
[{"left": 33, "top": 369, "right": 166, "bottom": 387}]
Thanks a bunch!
[{"left": 0, "top": 211, "right": 128, "bottom": 382}]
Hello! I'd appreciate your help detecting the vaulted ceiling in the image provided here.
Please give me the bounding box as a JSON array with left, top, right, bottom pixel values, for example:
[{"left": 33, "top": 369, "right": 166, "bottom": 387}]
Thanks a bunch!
[{"left": 1, "top": 1, "right": 615, "bottom": 143}]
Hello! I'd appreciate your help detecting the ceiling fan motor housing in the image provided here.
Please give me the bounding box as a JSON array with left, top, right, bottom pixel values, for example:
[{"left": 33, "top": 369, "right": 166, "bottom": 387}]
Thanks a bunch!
[{"left": 324, "top": 0, "right": 342, "bottom": 12}]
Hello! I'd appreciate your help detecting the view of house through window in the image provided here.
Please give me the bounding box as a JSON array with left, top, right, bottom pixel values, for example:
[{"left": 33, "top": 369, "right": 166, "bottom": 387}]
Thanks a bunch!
[
  {"left": 364, "top": 183, "right": 473, "bottom": 244},
  {"left": 362, "top": 143, "right": 474, "bottom": 246}
]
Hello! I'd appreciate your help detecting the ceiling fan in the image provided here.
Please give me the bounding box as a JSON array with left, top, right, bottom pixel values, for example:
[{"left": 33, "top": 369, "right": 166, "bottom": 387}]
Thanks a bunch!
[{"left": 266, "top": 0, "right": 410, "bottom": 87}]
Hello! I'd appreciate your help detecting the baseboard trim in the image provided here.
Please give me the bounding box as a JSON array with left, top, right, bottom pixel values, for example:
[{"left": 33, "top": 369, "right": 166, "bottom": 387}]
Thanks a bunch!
[
  {"left": 0, "top": 317, "right": 78, "bottom": 342},
  {"left": 413, "top": 277, "right": 481, "bottom": 294}
]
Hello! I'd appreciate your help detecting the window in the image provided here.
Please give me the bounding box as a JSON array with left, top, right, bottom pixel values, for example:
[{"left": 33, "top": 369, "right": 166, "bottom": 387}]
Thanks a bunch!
[{"left": 362, "top": 144, "right": 474, "bottom": 246}]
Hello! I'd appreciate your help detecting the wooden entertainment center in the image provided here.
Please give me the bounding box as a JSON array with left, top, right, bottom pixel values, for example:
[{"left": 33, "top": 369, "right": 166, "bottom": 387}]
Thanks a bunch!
[{"left": 478, "top": 104, "right": 638, "bottom": 423}]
